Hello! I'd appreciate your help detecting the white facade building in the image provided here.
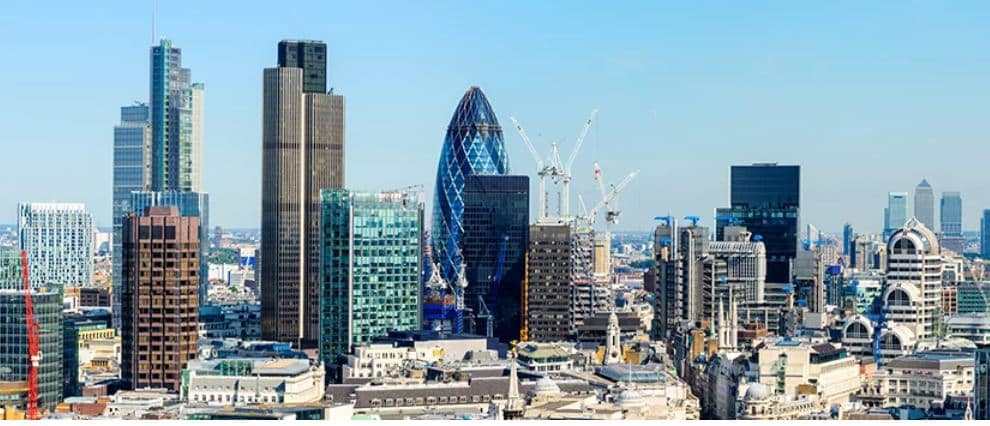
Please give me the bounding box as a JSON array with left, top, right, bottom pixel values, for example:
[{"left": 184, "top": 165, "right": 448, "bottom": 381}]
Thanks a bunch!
[
  {"left": 884, "top": 218, "right": 943, "bottom": 342},
  {"left": 18, "top": 202, "right": 93, "bottom": 287},
  {"left": 182, "top": 358, "right": 325, "bottom": 406}
]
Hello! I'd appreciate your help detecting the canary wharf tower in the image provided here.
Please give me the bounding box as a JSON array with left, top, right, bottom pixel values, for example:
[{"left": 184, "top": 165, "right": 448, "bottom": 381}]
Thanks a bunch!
[{"left": 432, "top": 87, "right": 509, "bottom": 285}]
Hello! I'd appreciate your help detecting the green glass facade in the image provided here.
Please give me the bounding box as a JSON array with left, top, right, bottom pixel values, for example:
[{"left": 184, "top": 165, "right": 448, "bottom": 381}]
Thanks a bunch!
[
  {"left": 320, "top": 189, "right": 423, "bottom": 366},
  {"left": 958, "top": 282, "right": 990, "bottom": 315},
  {"left": 0, "top": 251, "right": 63, "bottom": 411}
]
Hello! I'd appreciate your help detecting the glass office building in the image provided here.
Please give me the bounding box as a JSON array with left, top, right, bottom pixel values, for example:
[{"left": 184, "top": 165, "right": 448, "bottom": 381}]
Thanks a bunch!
[
  {"left": 461, "top": 175, "right": 529, "bottom": 342},
  {"left": 320, "top": 189, "right": 423, "bottom": 365},
  {"left": 431, "top": 87, "right": 509, "bottom": 288},
  {"left": 716, "top": 163, "right": 800, "bottom": 284},
  {"left": 0, "top": 251, "right": 63, "bottom": 411}
]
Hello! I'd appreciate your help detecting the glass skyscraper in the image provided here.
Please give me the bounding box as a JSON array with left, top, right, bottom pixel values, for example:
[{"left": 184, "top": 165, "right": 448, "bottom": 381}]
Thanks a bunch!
[
  {"left": 914, "top": 179, "right": 935, "bottom": 231},
  {"left": 941, "top": 191, "right": 964, "bottom": 253},
  {"left": 17, "top": 203, "right": 93, "bottom": 288},
  {"left": 715, "top": 163, "right": 799, "bottom": 284},
  {"left": 150, "top": 38, "right": 204, "bottom": 192},
  {"left": 112, "top": 103, "right": 151, "bottom": 327},
  {"left": 884, "top": 192, "right": 909, "bottom": 238},
  {"left": 320, "top": 189, "right": 423, "bottom": 365},
  {"left": 0, "top": 250, "right": 63, "bottom": 411},
  {"left": 461, "top": 175, "right": 529, "bottom": 342},
  {"left": 431, "top": 87, "right": 509, "bottom": 287}
]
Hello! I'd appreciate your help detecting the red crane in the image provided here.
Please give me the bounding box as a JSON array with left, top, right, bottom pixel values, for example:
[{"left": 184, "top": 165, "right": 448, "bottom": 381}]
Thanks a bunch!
[{"left": 20, "top": 250, "right": 40, "bottom": 420}]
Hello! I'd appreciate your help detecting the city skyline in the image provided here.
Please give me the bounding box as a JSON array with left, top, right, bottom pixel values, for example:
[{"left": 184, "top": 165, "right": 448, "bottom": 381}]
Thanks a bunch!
[{"left": 3, "top": 1, "right": 990, "bottom": 234}]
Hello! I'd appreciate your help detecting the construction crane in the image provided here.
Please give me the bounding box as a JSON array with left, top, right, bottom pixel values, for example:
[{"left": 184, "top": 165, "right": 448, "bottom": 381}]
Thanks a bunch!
[
  {"left": 509, "top": 109, "right": 598, "bottom": 221},
  {"left": 476, "top": 296, "right": 493, "bottom": 339},
  {"left": 20, "top": 251, "right": 40, "bottom": 420},
  {"left": 683, "top": 216, "right": 700, "bottom": 227},
  {"left": 587, "top": 163, "right": 639, "bottom": 228}
]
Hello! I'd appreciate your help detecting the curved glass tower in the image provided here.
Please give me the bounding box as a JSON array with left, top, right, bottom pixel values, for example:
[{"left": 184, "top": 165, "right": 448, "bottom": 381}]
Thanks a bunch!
[{"left": 432, "top": 86, "right": 509, "bottom": 285}]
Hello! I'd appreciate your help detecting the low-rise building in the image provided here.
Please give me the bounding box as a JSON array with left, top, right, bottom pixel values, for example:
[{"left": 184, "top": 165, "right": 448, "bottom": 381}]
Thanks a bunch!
[
  {"left": 858, "top": 349, "right": 974, "bottom": 410},
  {"left": 515, "top": 342, "right": 577, "bottom": 373},
  {"left": 181, "top": 358, "right": 325, "bottom": 406},
  {"left": 341, "top": 332, "right": 488, "bottom": 380},
  {"left": 947, "top": 313, "right": 990, "bottom": 346},
  {"left": 755, "top": 338, "right": 860, "bottom": 407}
]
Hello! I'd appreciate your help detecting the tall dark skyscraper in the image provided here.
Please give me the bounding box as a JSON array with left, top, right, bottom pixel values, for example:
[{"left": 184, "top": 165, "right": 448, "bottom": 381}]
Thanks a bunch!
[
  {"left": 432, "top": 87, "right": 509, "bottom": 289},
  {"left": 524, "top": 223, "right": 573, "bottom": 342},
  {"left": 277, "top": 40, "right": 327, "bottom": 94},
  {"left": 461, "top": 175, "right": 529, "bottom": 343},
  {"left": 120, "top": 207, "right": 200, "bottom": 392},
  {"left": 261, "top": 39, "right": 345, "bottom": 348},
  {"left": 716, "top": 163, "right": 799, "bottom": 283}
]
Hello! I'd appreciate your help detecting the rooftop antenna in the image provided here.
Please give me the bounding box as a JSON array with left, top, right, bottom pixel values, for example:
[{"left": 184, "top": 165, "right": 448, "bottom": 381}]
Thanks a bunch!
[{"left": 151, "top": 0, "right": 157, "bottom": 44}]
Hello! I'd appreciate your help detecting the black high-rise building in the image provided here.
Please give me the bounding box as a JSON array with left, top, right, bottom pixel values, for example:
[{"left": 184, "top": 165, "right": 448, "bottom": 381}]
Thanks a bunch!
[
  {"left": 277, "top": 40, "right": 327, "bottom": 94},
  {"left": 461, "top": 175, "right": 529, "bottom": 343},
  {"left": 716, "top": 163, "right": 799, "bottom": 284}
]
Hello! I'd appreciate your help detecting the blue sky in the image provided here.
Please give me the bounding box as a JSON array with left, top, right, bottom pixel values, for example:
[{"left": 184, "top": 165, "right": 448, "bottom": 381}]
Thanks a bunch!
[{"left": 2, "top": 1, "right": 989, "bottom": 234}]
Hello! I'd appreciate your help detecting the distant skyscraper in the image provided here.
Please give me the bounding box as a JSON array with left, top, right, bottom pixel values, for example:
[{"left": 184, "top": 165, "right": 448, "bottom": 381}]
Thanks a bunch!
[
  {"left": 842, "top": 223, "right": 855, "bottom": 255},
  {"left": 320, "top": 189, "right": 422, "bottom": 364},
  {"left": 121, "top": 206, "right": 200, "bottom": 392},
  {"left": 17, "top": 203, "right": 93, "bottom": 288},
  {"left": 112, "top": 103, "right": 151, "bottom": 326},
  {"left": 0, "top": 250, "right": 64, "bottom": 411},
  {"left": 432, "top": 87, "right": 509, "bottom": 289},
  {"left": 941, "top": 191, "right": 964, "bottom": 253},
  {"left": 524, "top": 223, "right": 573, "bottom": 342},
  {"left": 461, "top": 175, "right": 529, "bottom": 343},
  {"left": 130, "top": 191, "right": 210, "bottom": 303},
  {"left": 941, "top": 192, "right": 963, "bottom": 236},
  {"left": 149, "top": 38, "right": 204, "bottom": 192},
  {"left": 261, "top": 39, "right": 344, "bottom": 348},
  {"left": 884, "top": 192, "right": 908, "bottom": 237},
  {"left": 914, "top": 179, "right": 935, "bottom": 231},
  {"left": 715, "top": 163, "right": 799, "bottom": 283},
  {"left": 981, "top": 210, "right": 990, "bottom": 259}
]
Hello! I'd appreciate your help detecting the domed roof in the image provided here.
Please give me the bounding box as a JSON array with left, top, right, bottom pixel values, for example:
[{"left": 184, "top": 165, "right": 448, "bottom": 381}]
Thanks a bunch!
[
  {"left": 887, "top": 217, "right": 939, "bottom": 255},
  {"left": 615, "top": 389, "right": 645, "bottom": 408},
  {"left": 744, "top": 383, "right": 770, "bottom": 401},
  {"left": 528, "top": 377, "right": 561, "bottom": 398}
]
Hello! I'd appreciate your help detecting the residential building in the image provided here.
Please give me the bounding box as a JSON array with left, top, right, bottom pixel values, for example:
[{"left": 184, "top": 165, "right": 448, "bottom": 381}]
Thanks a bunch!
[
  {"left": 120, "top": 207, "right": 200, "bottom": 392},
  {"left": 17, "top": 203, "right": 93, "bottom": 287},
  {"left": 260, "top": 39, "right": 344, "bottom": 348},
  {"left": 715, "top": 164, "right": 800, "bottom": 284},
  {"left": 431, "top": 87, "right": 509, "bottom": 290},
  {"left": 460, "top": 175, "right": 529, "bottom": 342},
  {"left": 320, "top": 189, "right": 422, "bottom": 366}
]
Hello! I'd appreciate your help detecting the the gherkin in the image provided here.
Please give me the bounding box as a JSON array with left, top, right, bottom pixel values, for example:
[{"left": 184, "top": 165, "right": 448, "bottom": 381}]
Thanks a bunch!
[{"left": 432, "top": 87, "right": 509, "bottom": 285}]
